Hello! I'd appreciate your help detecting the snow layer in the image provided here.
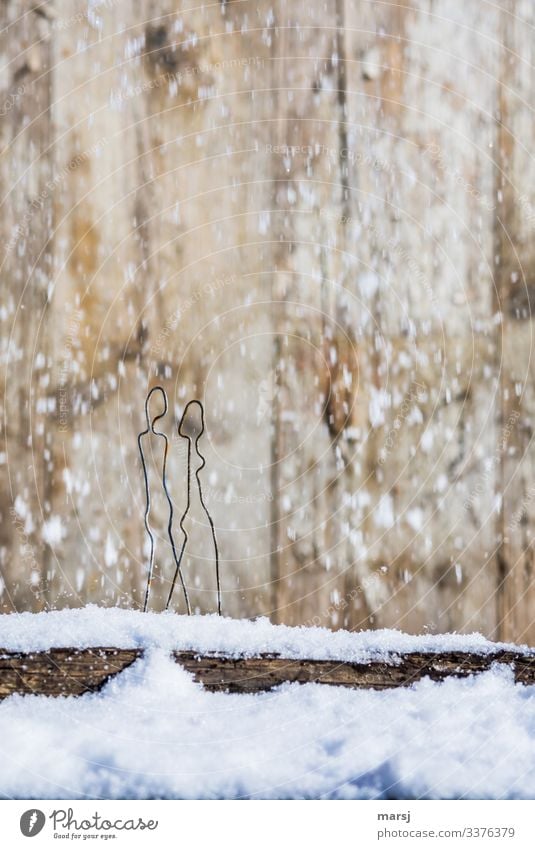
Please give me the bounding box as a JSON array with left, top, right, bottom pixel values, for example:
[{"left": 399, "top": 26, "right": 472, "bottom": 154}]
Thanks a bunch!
[
  {"left": 0, "top": 653, "right": 534, "bottom": 800},
  {"left": 0, "top": 609, "right": 533, "bottom": 799},
  {"left": 0, "top": 606, "right": 529, "bottom": 660}
]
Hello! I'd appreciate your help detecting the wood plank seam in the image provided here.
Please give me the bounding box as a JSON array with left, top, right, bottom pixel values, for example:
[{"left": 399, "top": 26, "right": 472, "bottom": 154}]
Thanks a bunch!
[{"left": 1, "top": 648, "right": 534, "bottom": 699}]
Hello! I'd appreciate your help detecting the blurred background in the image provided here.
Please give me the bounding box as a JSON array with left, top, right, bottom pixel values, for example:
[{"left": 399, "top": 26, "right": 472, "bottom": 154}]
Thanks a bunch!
[{"left": 0, "top": 0, "right": 534, "bottom": 643}]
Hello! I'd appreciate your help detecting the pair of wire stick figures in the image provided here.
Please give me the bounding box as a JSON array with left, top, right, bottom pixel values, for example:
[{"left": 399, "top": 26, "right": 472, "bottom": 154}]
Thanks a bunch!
[{"left": 138, "top": 386, "right": 221, "bottom": 615}]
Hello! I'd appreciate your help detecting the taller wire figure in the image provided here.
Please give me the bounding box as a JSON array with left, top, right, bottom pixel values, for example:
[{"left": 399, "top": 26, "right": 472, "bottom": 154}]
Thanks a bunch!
[
  {"left": 166, "top": 400, "right": 222, "bottom": 615},
  {"left": 138, "top": 386, "right": 191, "bottom": 614}
]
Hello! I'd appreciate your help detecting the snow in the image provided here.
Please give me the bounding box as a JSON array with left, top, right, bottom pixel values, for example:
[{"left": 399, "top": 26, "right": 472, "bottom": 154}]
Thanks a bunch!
[
  {"left": 0, "top": 652, "right": 534, "bottom": 800},
  {"left": 374, "top": 494, "right": 395, "bottom": 530},
  {"left": 358, "top": 270, "right": 380, "bottom": 298},
  {"left": 104, "top": 534, "right": 118, "bottom": 568},
  {"left": 41, "top": 516, "right": 65, "bottom": 547},
  {"left": 0, "top": 606, "right": 527, "bottom": 659},
  {"left": 406, "top": 507, "right": 424, "bottom": 531},
  {"left": 0, "top": 609, "right": 533, "bottom": 799}
]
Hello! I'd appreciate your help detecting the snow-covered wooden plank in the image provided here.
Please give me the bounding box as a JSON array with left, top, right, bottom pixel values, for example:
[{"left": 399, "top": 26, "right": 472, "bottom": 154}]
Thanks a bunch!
[{"left": 1, "top": 647, "right": 534, "bottom": 699}]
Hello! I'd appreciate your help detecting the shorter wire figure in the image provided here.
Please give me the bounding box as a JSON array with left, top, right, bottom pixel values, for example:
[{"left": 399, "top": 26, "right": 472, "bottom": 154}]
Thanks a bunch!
[
  {"left": 138, "top": 386, "right": 191, "bottom": 614},
  {"left": 166, "top": 400, "right": 222, "bottom": 615}
]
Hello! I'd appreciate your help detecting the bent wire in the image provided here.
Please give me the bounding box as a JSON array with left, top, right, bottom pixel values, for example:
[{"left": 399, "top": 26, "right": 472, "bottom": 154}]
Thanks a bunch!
[
  {"left": 138, "top": 386, "right": 191, "bottom": 614},
  {"left": 166, "top": 399, "right": 222, "bottom": 615}
]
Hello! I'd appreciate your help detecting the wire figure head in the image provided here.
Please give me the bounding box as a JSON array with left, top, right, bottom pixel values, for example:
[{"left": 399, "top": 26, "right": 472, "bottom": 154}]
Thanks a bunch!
[
  {"left": 145, "top": 385, "right": 168, "bottom": 433},
  {"left": 178, "top": 399, "right": 205, "bottom": 440}
]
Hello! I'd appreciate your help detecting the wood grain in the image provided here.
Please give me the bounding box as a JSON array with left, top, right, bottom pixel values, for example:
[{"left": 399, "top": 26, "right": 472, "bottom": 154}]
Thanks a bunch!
[
  {"left": 0, "top": 2, "right": 534, "bottom": 644},
  {"left": 1, "top": 647, "right": 534, "bottom": 699}
]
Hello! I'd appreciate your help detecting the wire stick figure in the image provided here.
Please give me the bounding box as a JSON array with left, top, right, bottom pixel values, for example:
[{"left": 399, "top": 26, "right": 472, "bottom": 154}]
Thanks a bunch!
[
  {"left": 166, "top": 400, "right": 221, "bottom": 615},
  {"left": 138, "top": 386, "right": 191, "bottom": 614}
]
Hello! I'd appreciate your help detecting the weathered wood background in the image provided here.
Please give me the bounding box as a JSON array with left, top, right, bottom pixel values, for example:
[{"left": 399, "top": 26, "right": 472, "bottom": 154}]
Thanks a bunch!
[{"left": 0, "top": 0, "right": 534, "bottom": 644}]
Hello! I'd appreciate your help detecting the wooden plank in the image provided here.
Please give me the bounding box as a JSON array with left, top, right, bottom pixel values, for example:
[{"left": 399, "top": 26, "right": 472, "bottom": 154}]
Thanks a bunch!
[
  {"left": 0, "top": 0, "right": 533, "bottom": 647},
  {"left": 0, "top": 646, "right": 534, "bottom": 699},
  {"left": 48, "top": 0, "right": 162, "bottom": 609},
  {"left": 267, "top": 0, "right": 361, "bottom": 627},
  {"left": 265, "top": 0, "right": 504, "bottom": 637},
  {"left": 494, "top": 1, "right": 535, "bottom": 645},
  {"left": 136, "top": 0, "right": 277, "bottom": 617},
  {"left": 179, "top": 649, "right": 535, "bottom": 692},
  {"left": 43, "top": 0, "right": 277, "bottom": 616},
  {"left": 0, "top": 2, "right": 55, "bottom": 612},
  {"left": 0, "top": 648, "right": 141, "bottom": 698},
  {"left": 337, "top": 0, "right": 502, "bottom": 636}
]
